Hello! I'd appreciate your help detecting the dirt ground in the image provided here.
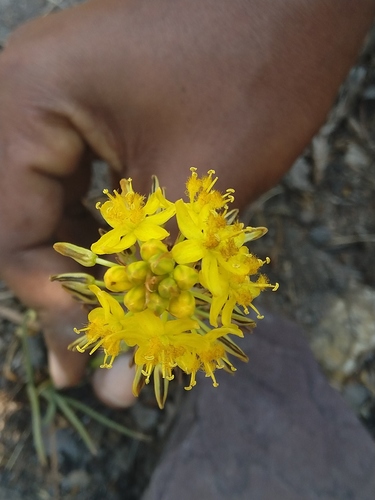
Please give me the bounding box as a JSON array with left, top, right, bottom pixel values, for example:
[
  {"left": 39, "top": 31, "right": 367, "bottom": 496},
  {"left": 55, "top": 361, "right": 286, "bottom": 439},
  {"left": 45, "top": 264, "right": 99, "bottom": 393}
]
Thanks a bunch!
[{"left": 1, "top": 2, "right": 375, "bottom": 499}]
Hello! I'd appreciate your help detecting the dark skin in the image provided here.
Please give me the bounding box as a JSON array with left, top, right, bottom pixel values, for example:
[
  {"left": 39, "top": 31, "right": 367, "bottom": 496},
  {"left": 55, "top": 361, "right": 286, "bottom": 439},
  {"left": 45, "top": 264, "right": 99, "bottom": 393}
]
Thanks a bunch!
[{"left": 0, "top": 0, "right": 374, "bottom": 407}]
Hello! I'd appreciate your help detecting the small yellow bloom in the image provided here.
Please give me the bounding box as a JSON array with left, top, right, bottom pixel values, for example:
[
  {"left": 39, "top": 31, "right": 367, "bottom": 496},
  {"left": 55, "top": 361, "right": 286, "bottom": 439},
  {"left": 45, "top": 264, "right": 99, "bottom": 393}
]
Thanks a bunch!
[
  {"left": 91, "top": 178, "right": 175, "bottom": 254},
  {"left": 71, "top": 285, "right": 129, "bottom": 367},
  {"left": 121, "top": 309, "right": 198, "bottom": 407},
  {"left": 186, "top": 167, "right": 234, "bottom": 211},
  {"left": 176, "top": 324, "right": 243, "bottom": 389},
  {"left": 209, "top": 267, "right": 279, "bottom": 326}
]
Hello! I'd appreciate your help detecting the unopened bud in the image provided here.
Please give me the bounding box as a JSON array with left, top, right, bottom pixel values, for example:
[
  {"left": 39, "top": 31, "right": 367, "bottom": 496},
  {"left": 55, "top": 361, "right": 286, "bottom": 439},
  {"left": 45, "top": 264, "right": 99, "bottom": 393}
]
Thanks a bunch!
[
  {"left": 149, "top": 252, "right": 175, "bottom": 276},
  {"left": 158, "top": 277, "right": 179, "bottom": 299},
  {"left": 169, "top": 290, "right": 195, "bottom": 318},
  {"left": 126, "top": 261, "right": 149, "bottom": 284},
  {"left": 124, "top": 285, "right": 146, "bottom": 312},
  {"left": 173, "top": 265, "right": 198, "bottom": 290},
  {"left": 145, "top": 274, "right": 164, "bottom": 293},
  {"left": 147, "top": 292, "right": 169, "bottom": 315},
  {"left": 104, "top": 266, "right": 133, "bottom": 292},
  {"left": 61, "top": 283, "right": 98, "bottom": 304},
  {"left": 50, "top": 272, "right": 96, "bottom": 285},
  {"left": 140, "top": 239, "right": 168, "bottom": 261},
  {"left": 53, "top": 242, "right": 97, "bottom": 267}
]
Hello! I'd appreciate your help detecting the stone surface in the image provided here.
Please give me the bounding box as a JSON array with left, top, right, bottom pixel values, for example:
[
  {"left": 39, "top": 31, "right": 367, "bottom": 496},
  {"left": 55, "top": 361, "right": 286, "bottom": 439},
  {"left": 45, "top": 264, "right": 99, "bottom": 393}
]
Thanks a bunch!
[
  {"left": 310, "top": 284, "right": 375, "bottom": 385},
  {"left": 143, "top": 312, "right": 375, "bottom": 500}
]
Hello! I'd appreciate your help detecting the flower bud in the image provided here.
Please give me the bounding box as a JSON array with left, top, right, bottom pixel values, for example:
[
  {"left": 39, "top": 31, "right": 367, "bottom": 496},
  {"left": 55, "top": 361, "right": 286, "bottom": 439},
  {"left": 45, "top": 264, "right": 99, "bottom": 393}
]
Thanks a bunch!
[
  {"left": 61, "top": 284, "right": 99, "bottom": 304},
  {"left": 126, "top": 261, "right": 149, "bottom": 284},
  {"left": 158, "top": 277, "right": 180, "bottom": 299},
  {"left": 124, "top": 285, "right": 146, "bottom": 312},
  {"left": 145, "top": 274, "right": 164, "bottom": 293},
  {"left": 104, "top": 266, "right": 132, "bottom": 292},
  {"left": 149, "top": 252, "right": 175, "bottom": 276},
  {"left": 53, "top": 242, "right": 97, "bottom": 267},
  {"left": 169, "top": 290, "right": 195, "bottom": 318},
  {"left": 50, "top": 273, "right": 97, "bottom": 303},
  {"left": 147, "top": 292, "right": 169, "bottom": 315},
  {"left": 50, "top": 272, "right": 96, "bottom": 285},
  {"left": 140, "top": 239, "right": 168, "bottom": 261},
  {"left": 173, "top": 265, "right": 199, "bottom": 290}
]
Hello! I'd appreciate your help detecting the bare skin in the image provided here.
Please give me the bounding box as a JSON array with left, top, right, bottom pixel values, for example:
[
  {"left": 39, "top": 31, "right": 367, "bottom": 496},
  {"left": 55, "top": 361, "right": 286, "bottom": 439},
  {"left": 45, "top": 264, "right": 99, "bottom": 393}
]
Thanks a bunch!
[{"left": 0, "top": 0, "right": 374, "bottom": 407}]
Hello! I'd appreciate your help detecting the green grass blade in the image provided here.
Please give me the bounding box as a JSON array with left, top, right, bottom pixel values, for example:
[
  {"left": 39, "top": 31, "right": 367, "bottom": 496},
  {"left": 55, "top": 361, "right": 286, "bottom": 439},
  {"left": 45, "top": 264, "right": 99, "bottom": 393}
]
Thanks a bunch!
[
  {"left": 63, "top": 396, "right": 151, "bottom": 442},
  {"left": 52, "top": 393, "right": 97, "bottom": 455}
]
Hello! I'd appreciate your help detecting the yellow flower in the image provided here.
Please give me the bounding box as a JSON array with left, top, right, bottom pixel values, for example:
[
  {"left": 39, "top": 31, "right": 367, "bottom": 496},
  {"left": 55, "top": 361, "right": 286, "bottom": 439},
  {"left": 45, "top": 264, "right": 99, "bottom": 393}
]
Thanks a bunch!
[
  {"left": 70, "top": 285, "right": 129, "bottom": 368},
  {"left": 123, "top": 310, "right": 243, "bottom": 406},
  {"left": 120, "top": 309, "right": 198, "bottom": 408},
  {"left": 173, "top": 200, "right": 264, "bottom": 295},
  {"left": 58, "top": 169, "right": 279, "bottom": 410},
  {"left": 91, "top": 178, "right": 175, "bottom": 255},
  {"left": 176, "top": 324, "right": 243, "bottom": 390},
  {"left": 186, "top": 167, "right": 234, "bottom": 211},
  {"left": 172, "top": 201, "right": 222, "bottom": 294},
  {"left": 123, "top": 310, "right": 198, "bottom": 378},
  {"left": 209, "top": 270, "right": 279, "bottom": 326}
]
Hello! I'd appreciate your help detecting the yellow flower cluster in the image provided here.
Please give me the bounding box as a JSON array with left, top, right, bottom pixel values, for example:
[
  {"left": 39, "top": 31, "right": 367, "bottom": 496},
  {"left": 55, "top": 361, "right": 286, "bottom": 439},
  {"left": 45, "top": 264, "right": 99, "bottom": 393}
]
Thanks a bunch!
[{"left": 53, "top": 168, "right": 278, "bottom": 408}]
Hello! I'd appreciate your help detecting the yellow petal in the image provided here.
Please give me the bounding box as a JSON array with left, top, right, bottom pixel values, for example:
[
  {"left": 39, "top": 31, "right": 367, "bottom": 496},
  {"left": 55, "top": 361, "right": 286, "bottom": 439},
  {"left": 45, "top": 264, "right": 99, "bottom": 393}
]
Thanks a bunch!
[
  {"left": 172, "top": 239, "right": 205, "bottom": 264},
  {"left": 91, "top": 228, "right": 136, "bottom": 254},
  {"left": 143, "top": 191, "right": 161, "bottom": 215},
  {"left": 201, "top": 253, "right": 221, "bottom": 296},
  {"left": 134, "top": 222, "right": 169, "bottom": 241},
  {"left": 165, "top": 318, "right": 199, "bottom": 336},
  {"left": 147, "top": 203, "right": 176, "bottom": 226},
  {"left": 175, "top": 199, "right": 203, "bottom": 240},
  {"left": 221, "top": 296, "right": 237, "bottom": 326},
  {"left": 209, "top": 293, "right": 228, "bottom": 327}
]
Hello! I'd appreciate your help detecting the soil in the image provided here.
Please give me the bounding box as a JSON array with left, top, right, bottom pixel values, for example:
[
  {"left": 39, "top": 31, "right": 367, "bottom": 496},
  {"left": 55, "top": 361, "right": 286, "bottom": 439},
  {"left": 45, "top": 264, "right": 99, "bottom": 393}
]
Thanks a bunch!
[{"left": 1, "top": 2, "right": 375, "bottom": 499}]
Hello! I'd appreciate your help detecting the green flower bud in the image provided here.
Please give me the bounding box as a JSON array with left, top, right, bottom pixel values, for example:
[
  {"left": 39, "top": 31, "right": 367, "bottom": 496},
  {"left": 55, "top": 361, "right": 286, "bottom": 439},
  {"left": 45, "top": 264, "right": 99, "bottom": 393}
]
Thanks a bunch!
[
  {"left": 140, "top": 239, "right": 168, "bottom": 261},
  {"left": 104, "top": 265, "right": 132, "bottom": 292},
  {"left": 145, "top": 274, "right": 164, "bottom": 293},
  {"left": 53, "top": 242, "right": 97, "bottom": 267},
  {"left": 126, "top": 261, "right": 149, "bottom": 284},
  {"left": 61, "top": 284, "right": 99, "bottom": 304},
  {"left": 147, "top": 292, "right": 169, "bottom": 315},
  {"left": 124, "top": 285, "right": 146, "bottom": 312},
  {"left": 158, "top": 277, "right": 180, "bottom": 299},
  {"left": 50, "top": 272, "right": 96, "bottom": 285},
  {"left": 173, "top": 265, "right": 199, "bottom": 290},
  {"left": 51, "top": 273, "right": 97, "bottom": 303},
  {"left": 149, "top": 252, "right": 175, "bottom": 276},
  {"left": 169, "top": 290, "right": 195, "bottom": 318}
]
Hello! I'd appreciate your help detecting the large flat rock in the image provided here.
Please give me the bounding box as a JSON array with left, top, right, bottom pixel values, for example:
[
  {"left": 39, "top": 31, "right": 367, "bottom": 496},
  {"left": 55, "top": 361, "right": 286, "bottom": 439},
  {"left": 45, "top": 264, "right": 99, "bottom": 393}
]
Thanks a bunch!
[{"left": 143, "top": 311, "right": 375, "bottom": 500}]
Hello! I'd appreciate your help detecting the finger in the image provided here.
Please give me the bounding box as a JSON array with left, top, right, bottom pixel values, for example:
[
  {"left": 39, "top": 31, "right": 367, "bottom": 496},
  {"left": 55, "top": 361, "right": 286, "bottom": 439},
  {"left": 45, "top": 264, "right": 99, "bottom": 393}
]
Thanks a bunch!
[
  {"left": 0, "top": 47, "right": 92, "bottom": 386},
  {"left": 92, "top": 354, "right": 136, "bottom": 408}
]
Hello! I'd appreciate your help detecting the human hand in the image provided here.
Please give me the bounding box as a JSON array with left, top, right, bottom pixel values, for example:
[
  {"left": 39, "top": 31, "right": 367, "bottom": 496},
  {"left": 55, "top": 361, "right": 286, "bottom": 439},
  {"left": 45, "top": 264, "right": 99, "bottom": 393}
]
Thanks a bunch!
[{"left": 0, "top": 0, "right": 373, "bottom": 407}]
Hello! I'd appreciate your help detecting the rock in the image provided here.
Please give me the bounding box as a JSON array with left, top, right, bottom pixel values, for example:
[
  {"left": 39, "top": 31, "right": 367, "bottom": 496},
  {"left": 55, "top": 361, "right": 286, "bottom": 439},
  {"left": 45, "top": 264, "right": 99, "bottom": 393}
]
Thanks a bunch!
[
  {"left": 342, "top": 383, "right": 371, "bottom": 412},
  {"left": 310, "top": 284, "right": 375, "bottom": 385},
  {"left": 143, "top": 311, "right": 375, "bottom": 500},
  {"left": 61, "top": 469, "right": 90, "bottom": 494},
  {"left": 283, "top": 157, "right": 313, "bottom": 192},
  {"left": 310, "top": 225, "right": 332, "bottom": 246}
]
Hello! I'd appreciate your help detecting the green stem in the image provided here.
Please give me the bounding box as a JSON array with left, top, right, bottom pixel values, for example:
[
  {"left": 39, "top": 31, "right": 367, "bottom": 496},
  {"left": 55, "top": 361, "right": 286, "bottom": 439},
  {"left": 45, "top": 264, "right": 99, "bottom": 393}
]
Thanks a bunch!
[
  {"left": 63, "top": 396, "right": 151, "bottom": 442},
  {"left": 51, "top": 392, "right": 97, "bottom": 455},
  {"left": 94, "top": 280, "right": 106, "bottom": 287},
  {"left": 20, "top": 313, "right": 47, "bottom": 466},
  {"left": 96, "top": 257, "right": 118, "bottom": 268}
]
